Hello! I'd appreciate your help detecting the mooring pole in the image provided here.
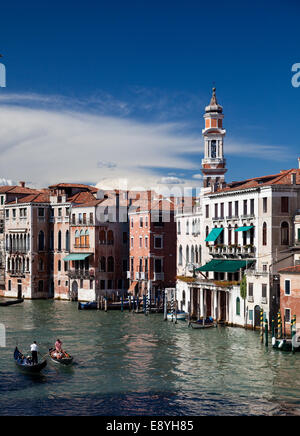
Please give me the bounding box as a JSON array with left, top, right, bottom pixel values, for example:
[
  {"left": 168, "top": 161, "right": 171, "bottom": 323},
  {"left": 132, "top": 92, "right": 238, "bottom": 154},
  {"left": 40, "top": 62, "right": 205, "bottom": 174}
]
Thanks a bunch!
[
  {"left": 292, "top": 315, "right": 296, "bottom": 353},
  {"left": 104, "top": 298, "right": 108, "bottom": 312},
  {"left": 121, "top": 295, "right": 124, "bottom": 312},
  {"left": 277, "top": 311, "right": 282, "bottom": 339},
  {"left": 265, "top": 318, "right": 268, "bottom": 347},
  {"left": 164, "top": 290, "right": 167, "bottom": 321},
  {"left": 260, "top": 309, "right": 264, "bottom": 344}
]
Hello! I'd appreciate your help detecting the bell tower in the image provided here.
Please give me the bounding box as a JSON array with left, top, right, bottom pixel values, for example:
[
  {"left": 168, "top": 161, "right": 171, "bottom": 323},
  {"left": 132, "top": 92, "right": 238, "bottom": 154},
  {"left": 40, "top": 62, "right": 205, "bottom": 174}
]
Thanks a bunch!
[{"left": 201, "top": 88, "right": 227, "bottom": 189}]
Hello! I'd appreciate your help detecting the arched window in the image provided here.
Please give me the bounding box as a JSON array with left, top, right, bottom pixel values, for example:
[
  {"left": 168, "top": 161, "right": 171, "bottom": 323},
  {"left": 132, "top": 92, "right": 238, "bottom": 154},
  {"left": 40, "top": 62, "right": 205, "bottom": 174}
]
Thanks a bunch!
[
  {"left": 85, "top": 230, "right": 89, "bottom": 247},
  {"left": 186, "top": 220, "right": 189, "bottom": 235},
  {"left": 58, "top": 230, "right": 62, "bottom": 251},
  {"left": 186, "top": 245, "right": 189, "bottom": 265},
  {"left": 236, "top": 297, "right": 240, "bottom": 316},
  {"left": 182, "top": 290, "right": 186, "bottom": 305},
  {"left": 281, "top": 222, "right": 289, "bottom": 245},
  {"left": 39, "top": 258, "right": 44, "bottom": 271},
  {"left": 100, "top": 256, "right": 106, "bottom": 272},
  {"left": 26, "top": 258, "right": 29, "bottom": 272},
  {"left": 262, "top": 222, "right": 267, "bottom": 246},
  {"left": 6, "top": 235, "right": 9, "bottom": 251},
  {"left": 58, "top": 260, "right": 61, "bottom": 271},
  {"left": 38, "top": 231, "right": 45, "bottom": 251},
  {"left": 65, "top": 230, "right": 70, "bottom": 251},
  {"left": 75, "top": 230, "right": 80, "bottom": 247},
  {"left": 80, "top": 230, "right": 85, "bottom": 246},
  {"left": 179, "top": 245, "right": 183, "bottom": 265},
  {"left": 191, "top": 245, "right": 195, "bottom": 263},
  {"left": 177, "top": 220, "right": 181, "bottom": 235},
  {"left": 107, "top": 230, "right": 114, "bottom": 245},
  {"left": 99, "top": 230, "right": 106, "bottom": 245},
  {"left": 7, "top": 258, "right": 10, "bottom": 271},
  {"left": 234, "top": 224, "right": 238, "bottom": 245},
  {"left": 195, "top": 246, "right": 199, "bottom": 264},
  {"left": 27, "top": 234, "right": 30, "bottom": 251},
  {"left": 228, "top": 225, "right": 232, "bottom": 246},
  {"left": 107, "top": 256, "right": 114, "bottom": 272}
]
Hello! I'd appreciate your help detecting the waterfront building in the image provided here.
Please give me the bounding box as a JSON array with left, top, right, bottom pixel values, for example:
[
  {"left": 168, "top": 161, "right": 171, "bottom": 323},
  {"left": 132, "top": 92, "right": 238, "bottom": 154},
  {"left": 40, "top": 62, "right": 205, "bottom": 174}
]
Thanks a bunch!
[
  {"left": 67, "top": 190, "right": 129, "bottom": 301},
  {"left": 128, "top": 193, "right": 177, "bottom": 301},
  {"left": 4, "top": 191, "right": 51, "bottom": 299},
  {"left": 176, "top": 89, "right": 300, "bottom": 328},
  {"left": 279, "top": 265, "right": 300, "bottom": 334}
]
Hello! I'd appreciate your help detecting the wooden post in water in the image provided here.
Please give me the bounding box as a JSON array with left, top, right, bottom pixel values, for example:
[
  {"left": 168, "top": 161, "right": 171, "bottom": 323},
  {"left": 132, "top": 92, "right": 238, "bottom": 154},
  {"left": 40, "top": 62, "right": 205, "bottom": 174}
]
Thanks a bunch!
[
  {"left": 136, "top": 296, "right": 139, "bottom": 313},
  {"left": 164, "top": 290, "right": 167, "bottom": 321},
  {"left": 174, "top": 288, "right": 178, "bottom": 324},
  {"left": 97, "top": 296, "right": 100, "bottom": 310},
  {"left": 265, "top": 318, "right": 268, "bottom": 347},
  {"left": 292, "top": 315, "right": 296, "bottom": 353},
  {"left": 277, "top": 311, "right": 282, "bottom": 339},
  {"left": 104, "top": 298, "right": 108, "bottom": 312},
  {"left": 121, "top": 296, "right": 124, "bottom": 312},
  {"left": 171, "top": 290, "right": 174, "bottom": 322},
  {"left": 260, "top": 309, "right": 264, "bottom": 344}
]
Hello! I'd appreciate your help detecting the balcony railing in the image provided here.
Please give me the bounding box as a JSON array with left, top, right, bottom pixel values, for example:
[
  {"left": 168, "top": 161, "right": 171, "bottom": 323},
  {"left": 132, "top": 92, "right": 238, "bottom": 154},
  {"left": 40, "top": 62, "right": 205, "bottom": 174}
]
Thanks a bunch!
[
  {"left": 67, "top": 269, "right": 95, "bottom": 279},
  {"left": 71, "top": 219, "right": 94, "bottom": 226},
  {"left": 153, "top": 272, "right": 164, "bottom": 281},
  {"left": 7, "top": 270, "right": 27, "bottom": 277}
]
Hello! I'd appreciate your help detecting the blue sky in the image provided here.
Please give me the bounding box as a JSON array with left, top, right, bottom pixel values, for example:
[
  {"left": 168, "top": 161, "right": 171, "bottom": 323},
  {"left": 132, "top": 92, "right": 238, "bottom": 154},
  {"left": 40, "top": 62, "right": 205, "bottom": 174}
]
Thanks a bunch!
[{"left": 0, "top": 0, "right": 299, "bottom": 189}]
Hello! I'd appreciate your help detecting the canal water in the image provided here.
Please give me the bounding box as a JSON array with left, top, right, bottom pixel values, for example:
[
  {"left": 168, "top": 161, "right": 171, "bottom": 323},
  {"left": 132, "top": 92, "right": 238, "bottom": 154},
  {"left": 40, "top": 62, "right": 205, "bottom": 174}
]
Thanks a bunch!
[{"left": 0, "top": 300, "right": 300, "bottom": 416}]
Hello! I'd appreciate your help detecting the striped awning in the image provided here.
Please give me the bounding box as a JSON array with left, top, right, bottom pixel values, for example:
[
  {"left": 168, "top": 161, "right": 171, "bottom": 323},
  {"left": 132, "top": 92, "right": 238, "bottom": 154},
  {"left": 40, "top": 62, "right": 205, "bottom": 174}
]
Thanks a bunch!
[
  {"left": 63, "top": 253, "right": 92, "bottom": 261},
  {"left": 205, "top": 228, "right": 224, "bottom": 242},
  {"left": 196, "top": 259, "right": 255, "bottom": 273},
  {"left": 234, "top": 226, "right": 253, "bottom": 232}
]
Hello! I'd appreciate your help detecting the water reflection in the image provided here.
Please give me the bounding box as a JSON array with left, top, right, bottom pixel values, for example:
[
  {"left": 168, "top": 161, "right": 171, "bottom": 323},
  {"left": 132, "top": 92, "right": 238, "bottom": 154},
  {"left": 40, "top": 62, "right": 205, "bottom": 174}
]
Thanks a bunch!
[{"left": 1, "top": 301, "right": 300, "bottom": 415}]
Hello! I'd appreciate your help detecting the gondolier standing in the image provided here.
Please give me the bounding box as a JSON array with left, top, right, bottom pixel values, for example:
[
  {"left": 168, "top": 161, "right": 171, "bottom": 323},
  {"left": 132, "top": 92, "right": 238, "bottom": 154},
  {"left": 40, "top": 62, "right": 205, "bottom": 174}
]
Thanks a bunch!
[{"left": 30, "top": 341, "right": 38, "bottom": 364}]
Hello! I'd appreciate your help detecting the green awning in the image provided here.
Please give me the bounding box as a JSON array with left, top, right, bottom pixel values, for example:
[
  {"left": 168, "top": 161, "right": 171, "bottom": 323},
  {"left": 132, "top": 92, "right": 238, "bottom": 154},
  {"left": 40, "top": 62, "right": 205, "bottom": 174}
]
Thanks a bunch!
[
  {"left": 205, "top": 228, "right": 224, "bottom": 242},
  {"left": 196, "top": 259, "right": 254, "bottom": 273},
  {"left": 234, "top": 226, "right": 254, "bottom": 232},
  {"left": 63, "top": 253, "right": 91, "bottom": 261}
]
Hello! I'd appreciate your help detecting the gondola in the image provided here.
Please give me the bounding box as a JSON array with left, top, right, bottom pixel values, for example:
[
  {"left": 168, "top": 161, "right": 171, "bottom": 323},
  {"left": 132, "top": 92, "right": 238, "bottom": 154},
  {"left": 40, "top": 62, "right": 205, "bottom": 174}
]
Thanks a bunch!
[
  {"left": 14, "top": 347, "right": 47, "bottom": 373},
  {"left": 78, "top": 301, "right": 98, "bottom": 310},
  {"left": 167, "top": 310, "right": 187, "bottom": 321},
  {"left": 0, "top": 298, "right": 24, "bottom": 307},
  {"left": 49, "top": 348, "right": 73, "bottom": 365},
  {"left": 189, "top": 318, "right": 217, "bottom": 329}
]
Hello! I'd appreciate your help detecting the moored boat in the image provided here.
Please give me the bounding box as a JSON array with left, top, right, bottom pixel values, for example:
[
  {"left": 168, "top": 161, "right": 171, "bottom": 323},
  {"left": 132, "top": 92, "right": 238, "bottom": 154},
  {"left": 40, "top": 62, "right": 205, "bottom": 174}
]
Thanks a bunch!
[
  {"left": 49, "top": 348, "right": 73, "bottom": 365},
  {"left": 272, "top": 336, "right": 300, "bottom": 352},
  {"left": 189, "top": 317, "right": 217, "bottom": 329},
  {"left": 0, "top": 298, "right": 24, "bottom": 307},
  {"left": 14, "top": 347, "right": 47, "bottom": 373},
  {"left": 167, "top": 310, "right": 187, "bottom": 321},
  {"left": 78, "top": 301, "right": 98, "bottom": 310}
]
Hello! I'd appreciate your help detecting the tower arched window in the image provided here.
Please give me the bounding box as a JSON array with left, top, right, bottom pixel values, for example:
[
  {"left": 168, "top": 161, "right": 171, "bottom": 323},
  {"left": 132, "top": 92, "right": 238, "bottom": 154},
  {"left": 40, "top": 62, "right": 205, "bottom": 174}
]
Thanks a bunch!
[{"left": 281, "top": 222, "right": 289, "bottom": 245}]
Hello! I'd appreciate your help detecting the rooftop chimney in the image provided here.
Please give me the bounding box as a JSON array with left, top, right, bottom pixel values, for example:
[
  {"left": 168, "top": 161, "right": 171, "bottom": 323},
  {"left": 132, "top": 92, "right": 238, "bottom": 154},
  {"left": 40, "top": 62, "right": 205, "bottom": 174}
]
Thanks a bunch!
[
  {"left": 291, "top": 172, "right": 296, "bottom": 185},
  {"left": 19, "top": 181, "right": 25, "bottom": 188}
]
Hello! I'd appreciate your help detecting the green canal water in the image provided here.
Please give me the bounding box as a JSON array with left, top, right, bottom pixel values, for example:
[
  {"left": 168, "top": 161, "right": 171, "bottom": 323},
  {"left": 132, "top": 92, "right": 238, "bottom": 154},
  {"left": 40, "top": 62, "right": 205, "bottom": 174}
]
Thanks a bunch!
[{"left": 0, "top": 300, "right": 300, "bottom": 416}]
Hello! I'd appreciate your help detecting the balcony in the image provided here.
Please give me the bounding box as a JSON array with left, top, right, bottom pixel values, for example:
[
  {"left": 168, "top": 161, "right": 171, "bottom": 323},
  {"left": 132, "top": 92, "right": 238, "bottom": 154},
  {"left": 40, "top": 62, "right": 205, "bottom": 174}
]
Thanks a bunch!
[
  {"left": 8, "top": 270, "right": 26, "bottom": 277},
  {"left": 153, "top": 272, "right": 164, "bottom": 281},
  {"left": 67, "top": 269, "right": 95, "bottom": 280},
  {"left": 241, "top": 213, "right": 255, "bottom": 220},
  {"left": 71, "top": 219, "right": 94, "bottom": 226}
]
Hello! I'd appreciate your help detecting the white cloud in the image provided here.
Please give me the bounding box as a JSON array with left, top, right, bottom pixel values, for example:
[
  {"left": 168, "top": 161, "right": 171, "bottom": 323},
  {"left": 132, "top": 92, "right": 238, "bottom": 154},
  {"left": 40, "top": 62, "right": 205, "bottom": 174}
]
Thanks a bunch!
[
  {"left": 0, "top": 94, "right": 200, "bottom": 189},
  {"left": 158, "top": 176, "right": 182, "bottom": 185},
  {"left": 192, "top": 173, "right": 203, "bottom": 179}
]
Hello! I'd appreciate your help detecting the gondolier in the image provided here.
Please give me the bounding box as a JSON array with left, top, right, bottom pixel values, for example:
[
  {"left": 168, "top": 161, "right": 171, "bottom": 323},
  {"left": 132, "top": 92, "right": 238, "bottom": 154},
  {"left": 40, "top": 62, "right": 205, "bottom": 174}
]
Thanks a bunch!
[{"left": 30, "top": 341, "right": 38, "bottom": 364}]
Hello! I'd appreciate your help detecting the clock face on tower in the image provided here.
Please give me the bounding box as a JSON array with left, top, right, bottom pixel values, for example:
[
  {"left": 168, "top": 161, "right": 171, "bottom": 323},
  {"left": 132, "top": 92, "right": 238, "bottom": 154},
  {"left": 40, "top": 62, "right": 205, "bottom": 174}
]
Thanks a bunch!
[{"left": 211, "top": 140, "right": 217, "bottom": 158}]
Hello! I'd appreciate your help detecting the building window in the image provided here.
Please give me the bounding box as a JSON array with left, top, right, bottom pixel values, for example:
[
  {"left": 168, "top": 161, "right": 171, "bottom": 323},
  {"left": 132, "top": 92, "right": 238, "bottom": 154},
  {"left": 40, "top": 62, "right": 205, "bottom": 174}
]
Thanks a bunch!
[
  {"left": 131, "top": 237, "right": 134, "bottom": 249},
  {"left": 228, "top": 202, "right": 232, "bottom": 218},
  {"left": 140, "top": 217, "right": 143, "bottom": 227},
  {"left": 122, "top": 259, "right": 128, "bottom": 272},
  {"left": 75, "top": 230, "right": 80, "bottom": 247},
  {"left": 205, "top": 205, "right": 209, "bottom": 218},
  {"left": 58, "top": 208, "right": 62, "bottom": 217},
  {"left": 5, "top": 209, "right": 9, "bottom": 219},
  {"left": 100, "top": 257, "right": 106, "bottom": 272},
  {"left": 235, "top": 201, "right": 239, "bottom": 217},
  {"left": 38, "top": 280, "right": 44, "bottom": 293},
  {"left": 38, "top": 208, "right": 44, "bottom": 217},
  {"left": 99, "top": 230, "right": 106, "bottom": 245},
  {"left": 123, "top": 232, "right": 127, "bottom": 244},
  {"left": 249, "top": 310, "right": 253, "bottom": 322},
  {"left": 214, "top": 204, "right": 218, "bottom": 218},
  {"left": 8, "top": 280, "right": 11, "bottom": 291},
  {"left": 38, "top": 231, "right": 45, "bottom": 251},
  {"left": 145, "top": 236, "right": 148, "bottom": 248},
  {"left": 243, "top": 200, "right": 247, "bottom": 216},
  {"left": 284, "top": 308, "right": 291, "bottom": 323},
  {"left": 107, "top": 280, "right": 112, "bottom": 290},
  {"left": 100, "top": 280, "right": 105, "bottom": 290},
  {"left": 284, "top": 280, "right": 291, "bottom": 295},
  {"left": 177, "top": 220, "right": 181, "bottom": 235},
  {"left": 262, "top": 284, "right": 267, "bottom": 299},
  {"left": 107, "top": 256, "right": 114, "bottom": 272},
  {"left": 58, "top": 231, "right": 62, "bottom": 251},
  {"left": 236, "top": 297, "right": 240, "bottom": 316},
  {"left": 281, "top": 197, "right": 289, "bottom": 213},
  {"left": 263, "top": 197, "right": 267, "bottom": 213},
  {"left": 186, "top": 220, "right": 189, "bottom": 235},
  {"left": 250, "top": 199, "right": 254, "bottom": 215},
  {"left": 179, "top": 245, "right": 183, "bottom": 266},
  {"left": 85, "top": 230, "right": 90, "bottom": 247},
  {"left": 186, "top": 246, "right": 189, "bottom": 264},
  {"left": 220, "top": 203, "right": 224, "bottom": 218},
  {"left": 65, "top": 230, "right": 70, "bottom": 251},
  {"left": 154, "top": 236, "right": 162, "bottom": 249},
  {"left": 248, "top": 283, "right": 253, "bottom": 297},
  {"left": 262, "top": 222, "right": 267, "bottom": 246},
  {"left": 281, "top": 222, "right": 289, "bottom": 245},
  {"left": 64, "top": 261, "right": 68, "bottom": 271},
  {"left": 90, "top": 280, "right": 93, "bottom": 290},
  {"left": 58, "top": 260, "right": 61, "bottom": 271}
]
